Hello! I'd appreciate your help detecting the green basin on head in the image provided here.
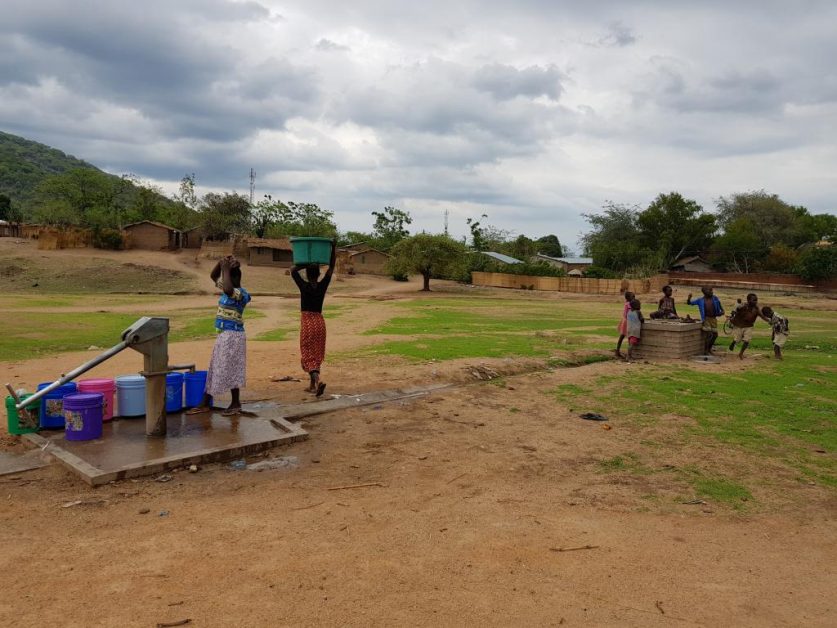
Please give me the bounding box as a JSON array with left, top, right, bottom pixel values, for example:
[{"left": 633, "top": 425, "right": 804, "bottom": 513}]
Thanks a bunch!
[{"left": 290, "top": 237, "right": 333, "bottom": 265}]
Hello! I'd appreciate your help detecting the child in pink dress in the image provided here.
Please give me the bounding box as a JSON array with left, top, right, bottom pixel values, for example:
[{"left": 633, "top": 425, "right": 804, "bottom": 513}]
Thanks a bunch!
[{"left": 615, "top": 291, "right": 635, "bottom": 358}]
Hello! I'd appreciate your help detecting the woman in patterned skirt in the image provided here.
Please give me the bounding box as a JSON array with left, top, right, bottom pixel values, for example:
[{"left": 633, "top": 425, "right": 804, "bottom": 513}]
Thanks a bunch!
[
  {"left": 291, "top": 240, "right": 336, "bottom": 397},
  {"left": 188, "top": 255, "right": 251, "bottom": 416}
]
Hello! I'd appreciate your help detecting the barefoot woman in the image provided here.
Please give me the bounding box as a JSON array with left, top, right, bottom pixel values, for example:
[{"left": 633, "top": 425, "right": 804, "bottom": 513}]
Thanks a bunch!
[{"left": 290, "top": 240, "right": 336, "bottom": 397}]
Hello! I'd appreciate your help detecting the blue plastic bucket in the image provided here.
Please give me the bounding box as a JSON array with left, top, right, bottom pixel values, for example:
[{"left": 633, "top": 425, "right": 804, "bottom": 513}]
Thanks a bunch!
[
  {"left": 116, "top": 375, "right": 146, "bottom": 417},
  {"left": 184, "top": 371, "right": 208, "bottom": 408},
  {"left": 165, "top": 372, "right": 184, "bottom": 413},
  {"left": 37, "top": 382, "right": 78, "bottom": 429},
  {"left": 64, "top": 393, "right": 104, "bottom": 441}
]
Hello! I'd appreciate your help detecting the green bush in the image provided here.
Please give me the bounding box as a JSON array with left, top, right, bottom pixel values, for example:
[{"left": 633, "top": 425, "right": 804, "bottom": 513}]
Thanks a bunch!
[
  {"left": 583, "top": 265, "right": 619, "bottom": 279},
  {"left": 794, "top": 246, "right": 836, "bottom": 282},
  {"left": 93, "top": 228, "right": 124, "bottom": 250}
]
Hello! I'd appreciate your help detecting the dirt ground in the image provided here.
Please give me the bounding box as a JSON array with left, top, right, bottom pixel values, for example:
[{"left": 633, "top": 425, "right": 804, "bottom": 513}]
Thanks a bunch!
[{"left": 1, "top": 242, "right": 836, "bottom": 626}]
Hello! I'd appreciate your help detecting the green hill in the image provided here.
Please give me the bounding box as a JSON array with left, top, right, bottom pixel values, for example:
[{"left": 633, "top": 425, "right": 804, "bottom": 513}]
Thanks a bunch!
[
  {"left": 0, "top": 130, "right": 103, "bottom": 209},
  {"left": 0, "top": 130, "right": 196, "bottom": 229}
]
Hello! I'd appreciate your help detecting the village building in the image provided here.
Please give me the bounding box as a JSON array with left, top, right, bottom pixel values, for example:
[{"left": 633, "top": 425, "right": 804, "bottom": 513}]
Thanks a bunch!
[
  {"left": 182, "top": 225, "right": 206, "bottom": 249},
  {"left": 246, "top": 237, "right": 294, "bottom": 267},
  {"left": 340, "top": 247, "right": 391, "bottom": 275},
  {"left": 670, "top": 255, "right": 713, "bottom": 273},
  {"left": 122, "top": 220, "right": 181, "bottom": 250},
  {"left": 480, "top": 251, "right": 523, "bottom": 265},
  {"left": 534, "top": 254, "right": 594, "bottom": 274}
]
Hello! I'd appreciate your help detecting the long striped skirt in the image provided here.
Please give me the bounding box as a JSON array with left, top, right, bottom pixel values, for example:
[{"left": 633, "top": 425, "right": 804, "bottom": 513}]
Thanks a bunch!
[
  {"left": 300, "top": 311, "right": 326, "bottom": 373},
  {"left": 206, "top": 330, "right": 247, "bottom": 395}
]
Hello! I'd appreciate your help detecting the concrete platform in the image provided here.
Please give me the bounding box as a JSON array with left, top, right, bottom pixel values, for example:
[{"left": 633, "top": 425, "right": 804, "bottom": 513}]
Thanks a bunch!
[
  {"left": 25, "top": 407, "right": 307, "bottom": 486},
  {"left": 22, "top": 384, "right": 449, "bottom": 486}
]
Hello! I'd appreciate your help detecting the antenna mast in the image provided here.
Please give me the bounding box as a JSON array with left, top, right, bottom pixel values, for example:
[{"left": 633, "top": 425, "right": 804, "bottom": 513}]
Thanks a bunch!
[
  {"left": 249, "top": 168, "right": 256, "bottom": 205},
  {"left": 444, "top": 209, "right": 449, "bottom": 236}
]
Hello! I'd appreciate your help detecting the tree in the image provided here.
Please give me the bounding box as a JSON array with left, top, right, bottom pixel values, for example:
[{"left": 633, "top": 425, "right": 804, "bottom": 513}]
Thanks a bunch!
[
  {"left": 762, "top": 244, "right": 799, "bottom": 273},
  {"left": 174, "top": 173, "right": 199, "bottom": 211},
  {"left": 32, "top": 168, "right": 126, "bottom": 228},
  {"left": 0, "top": 193, "right": 20, "bottom": 223},
  {"left": 716, "top": 191, "right": 797, "bottom": 247},
  {"left": 535, "top": 234, "right": 563, "bottom": 257},
  {"left": 251, "top": 195, "right": 284, "bottom": 238},
  {"left": 466, "top": 214, "right": 488, "bottom": 251},
  {"left": 710, "top": 218, "right": 766, "bottom": 273},
  {"left": 637, "top": 192, "right": 716, "bottom": 266},
  {"left": 266, "top": 201, "right": 338, "bottom": 238},
  {"left": 506, "top": 234, "right": 537, "bottom": 261},
  {"left": 387, "top": 233, "right": 468, "bottom": 291},
  {"left": 581, "top": 202, "right": 653, "bottom": 273},
  {"left": 371, "top": 206, "right": 412, "bottom": 249},
  {"left": 199, "top": 192, "right": 252, "bottom": 240}
]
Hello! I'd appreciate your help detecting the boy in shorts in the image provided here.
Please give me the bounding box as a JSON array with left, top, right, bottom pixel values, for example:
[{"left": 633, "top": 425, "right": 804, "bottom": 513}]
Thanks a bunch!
[
  {"left": 686, "top": 287, "right": 724, "bottom": 355},
  {"left": 761, "top": 306, "right": 790, "bottom": 360},
  {"left": 728, "top": 293, "right": 769, "bottom": 360}
]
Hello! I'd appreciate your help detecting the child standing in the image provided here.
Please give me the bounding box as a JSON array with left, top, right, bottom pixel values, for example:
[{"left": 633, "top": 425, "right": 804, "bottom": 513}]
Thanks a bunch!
[
  {"left": 686, "top": 287, "right": 724, "bottom": 355},
  {"left": 188, "top": 256, "right": 251, "bottom": 416},
  {"left": 625, "top": 299, "right": 644, "bottom": 363},
  {"left": 761, "top": 306, "right": 790, "bottom": 360},
  {"left": 615, "top": 291, "right": 635, "bottom": 359},
  {"left": 728, "top": 293, "right": 769, "bottom": 360}
]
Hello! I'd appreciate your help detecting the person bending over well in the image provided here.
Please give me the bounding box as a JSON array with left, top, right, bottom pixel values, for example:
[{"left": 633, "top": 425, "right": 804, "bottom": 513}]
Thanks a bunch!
[{"left": 290, "top": 240, "right": 336, "bottom": 397}]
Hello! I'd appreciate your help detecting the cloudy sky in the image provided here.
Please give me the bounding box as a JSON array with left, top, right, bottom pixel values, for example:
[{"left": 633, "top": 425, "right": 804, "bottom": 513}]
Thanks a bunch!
[{"left": 2, "top": 0, "right": 835, "bottom": 247}]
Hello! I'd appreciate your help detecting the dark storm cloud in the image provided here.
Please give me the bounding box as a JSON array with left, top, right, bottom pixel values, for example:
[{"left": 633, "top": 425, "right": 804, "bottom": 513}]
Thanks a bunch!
[{"left": 0, "top": 0, "right": 315, "bottom": 143}]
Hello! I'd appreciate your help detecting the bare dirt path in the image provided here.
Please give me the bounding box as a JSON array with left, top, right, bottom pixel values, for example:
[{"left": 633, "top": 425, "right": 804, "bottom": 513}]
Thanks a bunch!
[{"left": 2, "top": 243, "right": 836, "bottom": 626}]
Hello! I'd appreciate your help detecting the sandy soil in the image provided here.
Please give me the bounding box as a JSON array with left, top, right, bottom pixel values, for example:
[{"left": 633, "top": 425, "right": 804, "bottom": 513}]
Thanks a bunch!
[{"left": 1, "top": 242, "right": 836, "bottom": 627}]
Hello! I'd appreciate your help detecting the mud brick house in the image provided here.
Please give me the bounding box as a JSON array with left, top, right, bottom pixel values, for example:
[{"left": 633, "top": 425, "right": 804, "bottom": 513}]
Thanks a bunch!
[
  {"left": 342, "top": 247, "right": 391, "bottom": 275},
  {"left": 246, "top": 237, "right": 294, "bottom": 267},
  {"left": 123, "top": 221, "right": 181, "bottom": 250}
]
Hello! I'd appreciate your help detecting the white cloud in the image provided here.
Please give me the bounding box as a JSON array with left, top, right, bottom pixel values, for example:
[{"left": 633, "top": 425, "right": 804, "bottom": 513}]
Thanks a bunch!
[{"left": 0, "top": 0, "right": 835, "bottom": 247}]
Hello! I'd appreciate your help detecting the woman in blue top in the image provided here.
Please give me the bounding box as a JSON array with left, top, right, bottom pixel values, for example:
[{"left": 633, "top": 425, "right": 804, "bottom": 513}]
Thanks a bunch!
[{"left": 188, "top": 256, "right": 251, "bottom": 416}]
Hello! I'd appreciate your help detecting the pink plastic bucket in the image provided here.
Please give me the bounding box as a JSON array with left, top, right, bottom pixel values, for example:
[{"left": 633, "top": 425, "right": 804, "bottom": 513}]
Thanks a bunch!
[{"left": 77, "top": 378, "right": 115, "bottom": 422}]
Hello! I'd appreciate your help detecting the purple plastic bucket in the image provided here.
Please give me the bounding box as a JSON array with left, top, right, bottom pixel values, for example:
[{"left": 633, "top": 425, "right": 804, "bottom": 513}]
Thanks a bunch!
[{"left": 63, "top": 393, "right": 104, "bottom": 441}]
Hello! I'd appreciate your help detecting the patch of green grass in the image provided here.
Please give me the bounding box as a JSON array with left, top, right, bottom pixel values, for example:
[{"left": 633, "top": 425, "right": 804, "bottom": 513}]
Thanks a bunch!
[
  {"left": 598, "top": 351, "right": 837, "bottom": 487},
  {"left": 253, "top": 327, "right": 293, "bottom": 342},
  {"left": 366, "top": 333, "right": 554, "bottom": 361},
  {"left": 1, "top": 311, "right": 141, "bottom": 361},
  {"left": 0, "top": 307, "right": 266, "bottom": 360},
  {"left": 598, "top": 453, "right": 652, "bottom": 475},
  {"left": 692, "top": 475, "right": 753, "bottom": 506}
]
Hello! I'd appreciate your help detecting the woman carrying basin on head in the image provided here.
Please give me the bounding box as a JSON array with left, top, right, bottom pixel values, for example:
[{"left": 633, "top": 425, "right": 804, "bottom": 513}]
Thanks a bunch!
[{"left": 290, "top": 240, "right": 336, "bottom": 397}]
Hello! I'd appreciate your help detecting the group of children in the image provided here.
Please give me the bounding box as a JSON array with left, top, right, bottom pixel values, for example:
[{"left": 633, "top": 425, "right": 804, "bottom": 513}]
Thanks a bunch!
[
  {"left": 188, "top": 241, "right": 337, "bottom": 416},
  {"left": 615, "top": 285, "right": 790, "bottom": 362}
]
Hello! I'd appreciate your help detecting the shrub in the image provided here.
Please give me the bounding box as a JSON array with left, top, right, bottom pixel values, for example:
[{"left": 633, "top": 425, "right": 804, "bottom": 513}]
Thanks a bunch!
[
  {"left": 93, "top": 228, "right": 124, "bottom": 250},
  {"left": 794, "top": 246, "right": 836, "bottom": 282},
  {"left": 583, "top": 265, "right": 619, "bottom": 279}
]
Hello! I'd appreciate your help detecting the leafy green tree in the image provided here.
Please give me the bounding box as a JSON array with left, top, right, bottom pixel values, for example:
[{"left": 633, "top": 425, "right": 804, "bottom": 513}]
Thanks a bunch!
[
  {"left": 762, "top": 244, "right": 799, "bottom": 273},
  {"left": 338, "top": 230, "right": 373, "bottom": 246},
  {"left": 0, "top": 193, "right": 11, "bottom": 220},
  {"left": 173, "top": 173, "right": 199, "bottom": 211},
  {"left": 199, "top": 192, "right": 253, "bottom": 240},
  {"left": 581, "top": 202, "right": 652, "bottom": 272},
  {"left": 466, "top": 214, "right": 488, "bottom": 251},
  {"left": 387, "top": 233, "right": 468, "bottom": 291},
  {"left": 716, "top": 191, "right": 798, "bottom": 247},
  {"left": 32, "top": 168, "right": 126, "bottom": 228},
  {"left": 710, "top": 218, "right": 766, "bottom": 273},
  {"left": 795, "top": 246, "right": 836, "bottom": 282},
  {"left": 251, "top": 195, "right": 283, "bottom": 238},
  {"left": 637, "top": 192, "right": 716, "bottom": 266},
  {"left": 371, "top": 206, "right": 412, "bottom": 249},
  {"left": 535, "top": 234, "right": 563, "bottom": 257},
  {"left": 266, "top": 201, "right": 338, "bottom": 238},
  {"left": 505, "top": 234, "right": 537, "bottom": 261}
]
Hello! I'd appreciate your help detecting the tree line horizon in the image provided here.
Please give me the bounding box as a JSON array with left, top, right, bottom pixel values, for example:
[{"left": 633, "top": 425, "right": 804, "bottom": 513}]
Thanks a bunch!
[{"left": 1, "top": 167, "right": 834, "bottom": 284}]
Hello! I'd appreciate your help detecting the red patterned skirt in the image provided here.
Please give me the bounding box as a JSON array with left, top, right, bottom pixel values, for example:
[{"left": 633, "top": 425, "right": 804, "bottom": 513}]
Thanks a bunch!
[{"left": 300, "top": 311, "right": 326, "bottom": 372}]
